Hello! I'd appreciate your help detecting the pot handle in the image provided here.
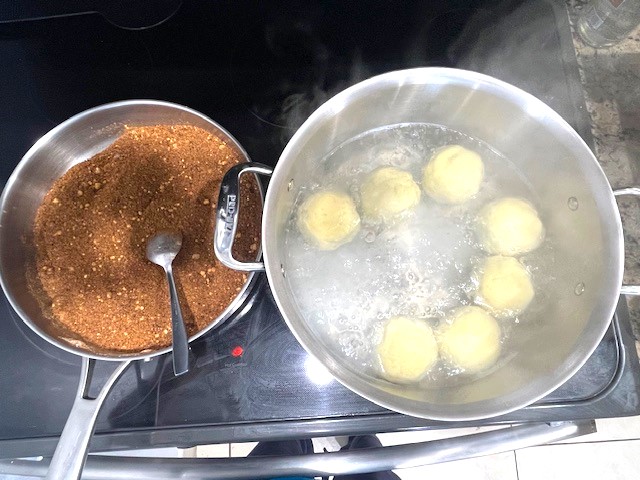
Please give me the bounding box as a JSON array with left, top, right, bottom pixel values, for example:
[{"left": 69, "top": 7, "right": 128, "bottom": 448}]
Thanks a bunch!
[
  {"left": 215, "top": 162, "right": 273, "bottom": 272},
  {"left": 614, "top": 187, "right": 640, "bottom": 296},
  {"left": 45, "top": 358, "right": 131, "bottom": 480},
  {"left": 2, "top": 420, "right": 595, "bottom": 479}
]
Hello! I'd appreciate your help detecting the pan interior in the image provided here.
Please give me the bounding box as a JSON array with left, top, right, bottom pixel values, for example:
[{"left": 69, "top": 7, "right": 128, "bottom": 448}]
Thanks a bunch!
[{"left": 0, "top": 100, "right": 257, "bottom": 361}]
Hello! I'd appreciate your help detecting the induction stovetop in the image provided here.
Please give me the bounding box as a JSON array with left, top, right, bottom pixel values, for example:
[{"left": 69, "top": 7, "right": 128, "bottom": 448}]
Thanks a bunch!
[{"left": 1, "top": 0, "right": 639, "bottom": 459}]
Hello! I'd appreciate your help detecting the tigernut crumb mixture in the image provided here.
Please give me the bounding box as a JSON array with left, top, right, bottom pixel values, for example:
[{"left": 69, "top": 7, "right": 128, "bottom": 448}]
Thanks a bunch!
[{"left": 32, "top": 125, "right": 261, "bottom": 352}]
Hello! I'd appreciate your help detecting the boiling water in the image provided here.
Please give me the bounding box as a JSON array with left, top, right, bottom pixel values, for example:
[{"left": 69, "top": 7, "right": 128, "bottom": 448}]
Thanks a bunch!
[{"left": 283, "top": 123, "right": 554, "bottom": 385}]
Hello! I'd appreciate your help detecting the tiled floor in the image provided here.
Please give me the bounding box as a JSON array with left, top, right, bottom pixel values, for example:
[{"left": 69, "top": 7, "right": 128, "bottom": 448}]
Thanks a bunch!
[{"left": 190, "top": 415, "right": 640, "bottom": 479}]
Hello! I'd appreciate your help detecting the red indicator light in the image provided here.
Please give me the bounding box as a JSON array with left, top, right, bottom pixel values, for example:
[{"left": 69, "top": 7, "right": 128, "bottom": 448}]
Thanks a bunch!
[{"left": 231, "top": 345, "right": 244, "bottom": 357}]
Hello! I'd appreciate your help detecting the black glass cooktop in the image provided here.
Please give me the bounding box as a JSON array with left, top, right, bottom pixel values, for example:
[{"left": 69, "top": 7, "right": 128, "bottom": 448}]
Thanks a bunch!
[{"left": 1, "top": 0, "right": 639, "bottom": 459}]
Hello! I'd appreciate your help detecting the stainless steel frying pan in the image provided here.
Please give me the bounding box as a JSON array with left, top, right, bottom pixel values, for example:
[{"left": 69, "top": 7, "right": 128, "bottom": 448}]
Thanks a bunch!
[{"left": 0, "top": 100, "right": 259, "bottom": 479}]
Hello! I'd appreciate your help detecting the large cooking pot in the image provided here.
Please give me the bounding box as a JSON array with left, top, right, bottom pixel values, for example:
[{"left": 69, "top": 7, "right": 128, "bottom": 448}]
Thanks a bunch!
[
  {"left": 0, "top": 100, "right": 260, "bottom": 479},
  {"left": 216, "top": 67, "right": 640, "bottom": 421}
]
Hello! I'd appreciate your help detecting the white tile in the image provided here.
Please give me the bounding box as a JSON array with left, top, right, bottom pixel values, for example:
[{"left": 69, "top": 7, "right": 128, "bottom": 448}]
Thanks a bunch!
[
  {"left": 556, "top": 415, "right": 640, "bottom": 444},
  {"left": 588, "top": 415, "right": 640, "bottom": 442},
  {"left": 312, "top": 436, "right": 349, "bottom": 453},
  {"left": 230, "top": 442, "right": 259, "bottom": 457},
  {"left": 377, "top": 425, "right": 512, "bottom": 447},
  {"left": 92, "top": 447, "right": 184, "bottom": 457},
  {"left": 194, "top": 443, "right": 230, "bottom": 458},
  {"left": 516, "top": 440, "right": 640, "bottom": 480},
  {"left": 179, "top": 447, "right": 198, "bottom": 458},
  {"left": 394, "top": 451, "right": 517, "bottom": 480}
]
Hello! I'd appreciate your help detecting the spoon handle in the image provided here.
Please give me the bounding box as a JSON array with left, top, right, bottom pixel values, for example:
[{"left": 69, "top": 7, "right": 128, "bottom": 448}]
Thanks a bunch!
[{"left": 165, "top": 265, "right": 190, "bottom": 376}]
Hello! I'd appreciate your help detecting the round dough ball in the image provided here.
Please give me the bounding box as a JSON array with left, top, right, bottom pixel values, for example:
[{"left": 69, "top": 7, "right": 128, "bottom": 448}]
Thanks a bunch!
[
  {"left": 377, "top": 316, "right": 438, "bottom": 382},
  {"left": 361, "top": 167, "right": 421, "bottom": 221},
  {"left": 476, "top": 256, "right": 534, "bottom": 317},
  {"left": 423, "top": 145, "right": 484, "bottom": 204},
  {"left": 297, "top": 190, "right": 360, "bottom": 250},
  {"left": 477, "top": 197, "right": 545, "bottom": 255},
  {"left": 438, "top": 306, "right": 501, "bottom": 373}
]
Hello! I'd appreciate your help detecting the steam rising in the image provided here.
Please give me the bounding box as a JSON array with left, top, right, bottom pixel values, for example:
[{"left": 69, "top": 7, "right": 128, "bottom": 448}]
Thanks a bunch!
[
  {"left": 448, "top": 0, "right": 582, "bottom": 131},
  {"left": 273, "top": 0, "right": 583, "bottom": 141},
  {"left": 276, "top": 50, "right": 369, "bottom": 145}
]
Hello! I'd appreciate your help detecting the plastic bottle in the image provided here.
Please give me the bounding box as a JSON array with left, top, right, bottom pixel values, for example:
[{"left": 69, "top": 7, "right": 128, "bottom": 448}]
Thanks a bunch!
[{"left": 577, "top": 0, "right": 640, "bottom": 47}]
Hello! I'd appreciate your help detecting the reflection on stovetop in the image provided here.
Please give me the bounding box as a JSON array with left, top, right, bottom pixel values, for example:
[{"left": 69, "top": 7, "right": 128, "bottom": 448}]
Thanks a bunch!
[
  {"left": 5, "top": 302, "right": 164, "bottom": 434},
  {"left": 158, "top": 279, "right": 384, "bottom": 426},
  {"left": 154, "top": 279, "right": 629, "bottom": 427},
  {"left": 0, "top": 0, "right": 590, "bottom": 179},
  {"left": 0, "top": 0, "right": 639, "bottom": 459},
  {"left": 1, "top": 275, "right": 638, "bottom": 453}
]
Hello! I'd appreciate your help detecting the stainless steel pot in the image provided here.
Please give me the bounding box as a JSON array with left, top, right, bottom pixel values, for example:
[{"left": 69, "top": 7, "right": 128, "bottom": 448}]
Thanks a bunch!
[
  {"left": 0, "top": 100, "right": 260, "bottom": 479},
  {"left": 216, "top": 67, "right": 640, "bottom": 421}
]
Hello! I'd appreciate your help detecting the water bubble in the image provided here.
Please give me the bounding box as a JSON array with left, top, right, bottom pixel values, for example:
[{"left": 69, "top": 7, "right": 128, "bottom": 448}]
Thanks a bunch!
[
  {"left": 364, "top": 230, "right": 376, "bottom": 243},
  {"left": 568, "top": 197, "right": 579, "bottom": 211}
]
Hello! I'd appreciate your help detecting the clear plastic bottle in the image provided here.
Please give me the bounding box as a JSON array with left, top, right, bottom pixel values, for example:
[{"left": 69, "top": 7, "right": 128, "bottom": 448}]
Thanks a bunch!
[{"left": 577, "top": 0, "right": 640, "bottom": 47}]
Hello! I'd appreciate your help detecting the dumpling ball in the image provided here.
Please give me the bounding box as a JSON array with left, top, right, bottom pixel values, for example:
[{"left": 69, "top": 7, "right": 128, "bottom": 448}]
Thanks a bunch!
[
  {"left": 437, "top": 306, "right": 501, "bottom": 373},
  {"left": 377, "top": 316, "right": 438, "bottom": 383},
  {"left": 477, "top": 197, "right": 545, "bottom": 255},
  {"left": 360, "top": 167, "right": 421, "bottom": 221},
  {"left": 475, "top": 256, "right": 534, "bottom": 317},
  {"left": 423, "top": 145, "right": 484, "bottom": 204},
  {"left": 297, "top": 190, "right": 360, "bottom": 250}
]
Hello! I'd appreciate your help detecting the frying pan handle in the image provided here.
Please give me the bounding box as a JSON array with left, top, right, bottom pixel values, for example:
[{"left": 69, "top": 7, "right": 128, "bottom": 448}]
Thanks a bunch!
[
  {"left": 3, "top": 421, "right": 595, "bottom": 479},
  {"left": 215, "top": 162, "right": 273, "bottom": 272},
  {"left": 45, "top": 358, "right": 131, "bottom": 480},
  {"left": 613, "top": 187, "right": 640, "bottom": 296}
]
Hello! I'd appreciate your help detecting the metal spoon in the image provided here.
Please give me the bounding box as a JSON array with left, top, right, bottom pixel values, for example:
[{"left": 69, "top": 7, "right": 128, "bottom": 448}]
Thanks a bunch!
[{"left": 146, "top": 231, "right": 190, "bottom": 376}]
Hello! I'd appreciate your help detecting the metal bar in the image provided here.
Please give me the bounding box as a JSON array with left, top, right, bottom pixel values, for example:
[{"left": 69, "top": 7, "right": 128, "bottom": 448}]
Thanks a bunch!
[
  {"left": 613, "top": 187, "right": 640, "bottom": 296},
  {"left": 528, "top": 314, "right": 624, "bottom": 409},
  {"left": 0, "top": 420, "right": 595, "bottom": 479}
]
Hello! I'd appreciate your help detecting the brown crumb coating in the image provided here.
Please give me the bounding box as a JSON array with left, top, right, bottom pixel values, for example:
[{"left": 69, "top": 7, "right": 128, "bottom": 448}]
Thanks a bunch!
[{"left": 32, "top": 124, "right": 261, "bottom": 352}]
